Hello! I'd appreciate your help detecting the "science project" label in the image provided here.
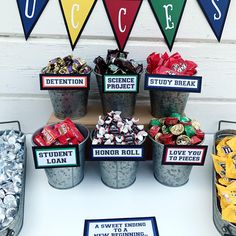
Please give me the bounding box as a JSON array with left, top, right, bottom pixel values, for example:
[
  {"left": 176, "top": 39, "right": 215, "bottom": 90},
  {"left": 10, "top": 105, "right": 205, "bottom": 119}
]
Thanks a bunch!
[
  {"left": 162, "top": 145, "right": 208, "bottom": 166},
  {"left": 83, "top": 217, "right": 159, "bottom": 236},
  {"left": 103, "top": 75, "right": 139, "bottom": 93},
  {"left": 40, "top": 74, "right": 89, "bottom": 90},
  {"left": 90, "top": 145, "right": 145, "bottom": 161},
  {"left": 144, "top": 74, "right": 202, "bottom": 93},
  {"left": 32, "top": 145, "right": 80, "bottom": 169}
]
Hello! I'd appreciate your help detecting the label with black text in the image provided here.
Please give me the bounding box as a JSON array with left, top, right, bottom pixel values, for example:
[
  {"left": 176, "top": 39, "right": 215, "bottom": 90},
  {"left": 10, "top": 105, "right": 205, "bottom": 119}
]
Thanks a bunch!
[
  {"left": 40, "top": 74, "right": 89, "bottom": 90},
  {"left": 144, "top": 74, "right": 202, "bottom": 93},
  {"left": 90, "top": 145, "right": 145, "bottom": 161},
  {"left": 103, "top": 75, "right": 139, "bottom": 93},
  {"left": 32, "top": 145, "right": 80, "bottom": 169},
  {"left": 83, "top": 217, "right": 159, "bottom": 236},
  {"left": 162, "top": 145, "right": 208, "bottom": 165}
]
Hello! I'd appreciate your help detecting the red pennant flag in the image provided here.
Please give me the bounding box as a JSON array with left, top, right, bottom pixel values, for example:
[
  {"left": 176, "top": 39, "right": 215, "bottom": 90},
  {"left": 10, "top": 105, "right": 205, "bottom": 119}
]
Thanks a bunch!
[{"left": 103, "top": 0, "right": 143, "bottom": 51}]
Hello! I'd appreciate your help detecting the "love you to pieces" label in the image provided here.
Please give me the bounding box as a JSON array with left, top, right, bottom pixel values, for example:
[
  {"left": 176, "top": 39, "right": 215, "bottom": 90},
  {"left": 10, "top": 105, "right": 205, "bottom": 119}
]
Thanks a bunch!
[
  {"left": 32, "top": 145, "right": 80, "bottom": 169},
  {"left": 145, "top": 74, "right": 202, "bottom": 93},
  {"left": 162, "top": 145, "right": 208, "bottom": 166},
  {"left": 90, "top": 145, "right": 145, "bottom": 161},
  {"left": 103, "top": 75, "right": 139, "bottom": 93},
  {"left": 83, "top": 217, "right": 159, "bottom": 236},
  {"left": 40, "top": 74, "right": 89, "bottom": 90}
]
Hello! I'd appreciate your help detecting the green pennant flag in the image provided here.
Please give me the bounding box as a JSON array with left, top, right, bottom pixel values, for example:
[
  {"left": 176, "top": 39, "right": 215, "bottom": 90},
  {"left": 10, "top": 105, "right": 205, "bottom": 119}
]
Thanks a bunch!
[{"left": 148, "top": 0, "right": 187, "bottom": 51}]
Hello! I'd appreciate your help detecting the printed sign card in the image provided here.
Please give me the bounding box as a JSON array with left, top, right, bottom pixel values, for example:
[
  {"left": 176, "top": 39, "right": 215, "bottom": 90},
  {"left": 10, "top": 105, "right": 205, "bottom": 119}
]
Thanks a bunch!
[
  {"left": 32, "top": 145, "right": 80, "bottom": 169},
  {"left": 103, "top": 75, "right": 139, "bottom": 93},
  {"left": 84, "top": 217, "right": 159, "bottom": 236},
  {"left": 90, "top": 145, "right": 145, "bottom": 161},
  {"left": 103, "top": 0, "right": 143, "bottom": 51},
  {"left": 148, "top": 0, "right": 187, "bottom": 51},
  {"left": 59, "top": 0, "right": 97, "bottom": 50},
  {"left": 40, "top": 74, "right": 89, "bottom": 90},
  {"left": 162, "top": 145, "right": 208, "bottom": 166},
  {"left": 144, "top": 74, "right": 202, "bottom": 93},
  {"left": 197, "top": 0, "right": 231, "bottom": 41},
  {"left": 17, "top": 0, "right": 49, "bottom": 39}
]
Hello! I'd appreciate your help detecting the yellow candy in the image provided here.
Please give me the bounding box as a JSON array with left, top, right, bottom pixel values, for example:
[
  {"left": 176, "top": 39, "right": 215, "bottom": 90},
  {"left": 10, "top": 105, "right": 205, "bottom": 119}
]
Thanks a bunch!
[
  {"left": 226, "top": 152, "right": 236, "bottom": 179},
  {"left": 216, "top": 137, "right": 233, "bottom": 157},
  {"left": 212, "top": 154, "right": 226, "bottom": 178},
  {"left": 222, "top": 204, "right": 236, "bottom": 224},
  {"left": 226, "top": 136, "right": 236, "bottom": 152},
  {"left": 218, "top": 177, "right": 235, "bottom": 186}
]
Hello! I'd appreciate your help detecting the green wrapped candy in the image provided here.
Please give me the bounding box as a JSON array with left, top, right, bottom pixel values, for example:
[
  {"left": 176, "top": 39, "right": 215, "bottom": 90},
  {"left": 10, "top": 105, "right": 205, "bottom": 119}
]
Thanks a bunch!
[
  {"left": 184, "top": 125, "right": 196, "bottom": 137},
  {"left": 170, "top": 113, "right": 181, "bottom": 120},
  {"left": 180, "top": 116, "right": 191, "bottom": 123},
  {"left": 150, "top": 119, "right": 161, "bottom": 127}
]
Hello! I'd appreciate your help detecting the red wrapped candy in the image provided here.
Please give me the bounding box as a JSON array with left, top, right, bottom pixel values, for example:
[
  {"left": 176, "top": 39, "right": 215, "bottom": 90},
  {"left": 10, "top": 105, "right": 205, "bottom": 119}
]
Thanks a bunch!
[
  {"left": 149, "top": 126, "right": 160, "bottom": 138},
  {"left": 41, "top": 126, "right": 59, "bottom": 146},
  {"left": 34, "top": 134, "right": 47, "bottom": 146}
]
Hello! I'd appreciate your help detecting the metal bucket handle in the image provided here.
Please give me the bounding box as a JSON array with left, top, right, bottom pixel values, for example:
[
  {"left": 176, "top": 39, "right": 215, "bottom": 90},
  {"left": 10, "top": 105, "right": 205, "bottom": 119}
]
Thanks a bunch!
[
  {"left": 6, "top": 229, "right": 14, "bottom": 236},
  {"left": 218, "top": 120, "right": 236, "bottom": 131},
  {"left": 222, "top": 225, "right": 233, "bottom": 236},
  {"left": 0, "top": 121, "right": 21, "bottom": 132}
]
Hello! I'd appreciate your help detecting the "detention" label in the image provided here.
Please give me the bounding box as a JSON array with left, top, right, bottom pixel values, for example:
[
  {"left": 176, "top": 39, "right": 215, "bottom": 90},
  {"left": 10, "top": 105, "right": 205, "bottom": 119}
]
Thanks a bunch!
[
  {"left": 144, "top": 74, "right": 202, "bottom": 93},
  {"left": 32, "top": 145, "right": 80, "bottom": 169},
  {"left": 162, "top": 145, "right": 208, "bottom": 166},
  {"left": 103, "top": 75, "right": 139, "bottom": 93},
  {"left": 83, "top": 217, "right": 159, "bottom": 236}
]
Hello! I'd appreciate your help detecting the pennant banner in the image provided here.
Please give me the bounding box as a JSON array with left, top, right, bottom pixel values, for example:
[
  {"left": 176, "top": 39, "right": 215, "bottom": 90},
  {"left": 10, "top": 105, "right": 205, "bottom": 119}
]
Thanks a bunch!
[
  {"left": 148, "top": 0, "right": 187, "bottom": 51},
  {"left": 197, "top": 0, "right": 231, "bottom": 41},
  {"left": 59, "top": 0, "right": 97, "bottom": 50},
  {"left": 103, "top": 0, "right": 143, "bottom": 51},
  {"left": 17, "top": 0, "right": 49, "bottom": 40}
]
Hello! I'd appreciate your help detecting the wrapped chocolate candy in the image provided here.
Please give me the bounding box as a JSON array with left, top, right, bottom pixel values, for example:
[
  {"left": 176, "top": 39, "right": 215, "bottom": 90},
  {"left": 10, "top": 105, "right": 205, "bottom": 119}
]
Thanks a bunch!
[
  {"left": 148, "top": 113, "right": 204, "bottom": 145},
  {"left": 147, "top": 52, "right": 198, "bottom": 76},
  {"left": 94, "top": 49, "right": 143, "bottom": 75},
  {"left": 41, "top": 55, "right": 91, "bottom": 74},
  {"left": 0, "top": 130, "right": 25, "bottom": 230},
  {"left": 92, "top": 111, "right": 147, "bottom": 145},
  {"left": 34, "top": 118, "right": 84, "bottom": 147}
]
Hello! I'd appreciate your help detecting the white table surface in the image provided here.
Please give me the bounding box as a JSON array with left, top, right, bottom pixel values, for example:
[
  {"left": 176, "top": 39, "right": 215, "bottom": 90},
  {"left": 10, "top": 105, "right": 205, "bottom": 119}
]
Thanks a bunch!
[{"left": 19, "top": 134, "right": 220, "bottom": 236}]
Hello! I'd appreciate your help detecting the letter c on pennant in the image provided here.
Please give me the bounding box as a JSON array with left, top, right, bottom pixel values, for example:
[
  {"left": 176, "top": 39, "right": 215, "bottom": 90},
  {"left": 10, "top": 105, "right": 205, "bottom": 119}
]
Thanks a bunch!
[
  {"left": 211, "top": 0, "right": 222, "bottom": 21},
  {"left": 71, "top": 4, "right": 80, "bottom": 29},
  {"left": 118, "top": 8, "right": 127, "bottom": 33},
  {"left": 25, "top": 0, "right": 37, "bottom": 19}
]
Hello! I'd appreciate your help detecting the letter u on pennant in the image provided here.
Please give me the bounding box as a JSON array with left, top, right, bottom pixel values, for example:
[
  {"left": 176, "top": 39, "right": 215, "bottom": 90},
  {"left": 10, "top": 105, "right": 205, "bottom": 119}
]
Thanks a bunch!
[
  {"left": 17, "top": 0, "right": 49, "bottom": 39},
  {"left": 59, "top": 0, "right": 97, "bottom": 50},
  {"left": 103, "top": 0, "right": 143, "bottom": 51}
]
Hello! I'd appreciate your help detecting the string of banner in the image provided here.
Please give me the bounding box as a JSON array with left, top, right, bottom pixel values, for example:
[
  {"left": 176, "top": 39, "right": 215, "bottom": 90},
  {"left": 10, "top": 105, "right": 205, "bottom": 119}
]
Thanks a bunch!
[{"left": 16, "top": 0, "right": 231, "bottom": 51}]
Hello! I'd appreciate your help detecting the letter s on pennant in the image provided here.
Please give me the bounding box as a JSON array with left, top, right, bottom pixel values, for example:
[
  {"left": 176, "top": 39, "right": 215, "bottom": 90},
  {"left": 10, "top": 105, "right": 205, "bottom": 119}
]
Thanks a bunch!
[
  {"left": 211, "top": 0, "right": 222, "bottom": 21},
  {"left": 118, "top": 8, "right": 127, "bottom": 33},
  {"left": 71, "top": 4, "right": 80, "bottom": 29}
]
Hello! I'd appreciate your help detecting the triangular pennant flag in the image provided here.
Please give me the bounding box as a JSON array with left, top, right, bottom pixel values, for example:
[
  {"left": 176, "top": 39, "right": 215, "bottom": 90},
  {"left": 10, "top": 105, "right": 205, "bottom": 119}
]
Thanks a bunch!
[
  {"left": 103, "top": 0, "right": 143, "bottom": 51},
  {"left": 197, "top": 0, "right": 231, "bottom": 41},
  {"left": 59, "top": 0, "right": 97, "bottom": 50},
  {"left": 17, "top": 0, "right": 49, "bottom": 40},
  {"left": 148, "top": 0, "right": 187, "bottom": 51}
]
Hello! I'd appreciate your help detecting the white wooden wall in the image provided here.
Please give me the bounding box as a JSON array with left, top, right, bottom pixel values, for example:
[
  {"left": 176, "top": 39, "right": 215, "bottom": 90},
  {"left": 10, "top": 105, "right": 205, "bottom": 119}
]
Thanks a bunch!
[{"left": 0, "top": 0, "right": 236, "bottom": 134}]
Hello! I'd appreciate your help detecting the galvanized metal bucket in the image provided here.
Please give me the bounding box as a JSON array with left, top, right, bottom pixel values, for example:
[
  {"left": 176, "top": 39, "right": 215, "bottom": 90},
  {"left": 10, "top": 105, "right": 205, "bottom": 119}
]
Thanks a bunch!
[
  {"left": 150, "top": 136, "right": 193, "bottom": 187},
  {"left": 149, "top": 90, "right": 189, "bottom": 117},
  {"left": 32, "top": 123, "right": 89, "bottom": 189},
  {"left": 213, "top": 121, "right": 236, "bottom": 236},
  {"left": 0, "top": 121, "right": 26, "bottom": 236},
  {"left": 94, "top": 72, "right": 139, "bottom": 117}
]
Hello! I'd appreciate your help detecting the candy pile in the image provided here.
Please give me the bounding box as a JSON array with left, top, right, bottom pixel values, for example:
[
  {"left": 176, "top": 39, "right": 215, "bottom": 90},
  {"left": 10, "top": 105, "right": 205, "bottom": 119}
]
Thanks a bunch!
[
  {"left": 147, "top": 52, "right": 197, "bottom": 76},
  {"left": 148, "top": 113, "right": 204, "bottom": 145},
  {"left": 94, "top": 49, "right": 143, "bottom": 75},
  {"left": 0, "top": 130, "right": 25, "bottom": 229},
  {"left": 92, "top": 111, "right": 147, "bottom": 145},
  {"left": 34, "top": 118, "right": 84, "bottom": 146},
  {"left": 41, "top": 55, "right": 91, "bottom": 74},
  {"left": 212, "top": 136, "right": 236, "bottom": 223}
]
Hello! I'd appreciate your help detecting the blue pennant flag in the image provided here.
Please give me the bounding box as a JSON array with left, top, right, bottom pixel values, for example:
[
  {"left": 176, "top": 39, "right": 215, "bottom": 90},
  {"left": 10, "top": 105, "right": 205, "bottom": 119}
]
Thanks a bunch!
[
  {"left": 17, "top": 0, "right": 49, "bottom": 40},
  {"left": 197, "top": 0, "right": 231, "bottom": 41}
]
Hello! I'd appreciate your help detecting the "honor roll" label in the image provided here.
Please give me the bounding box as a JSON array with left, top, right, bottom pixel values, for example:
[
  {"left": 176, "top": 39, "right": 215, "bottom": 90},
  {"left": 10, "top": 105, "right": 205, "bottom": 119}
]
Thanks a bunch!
[
  {"left": 32, "top": 145, "right": 80, "bottom": 169},
  {"left": 90, "top": 145, "right": 144, "bottom": 161},
  {"left": 84, "top": 217, "right": 159, "bottom": 236},
  {"left": 103, "top": 75, "right": 139, "bottom": 93},
  {"left": 40, "top": 74, "right": 89, "bottom": 90},
  {"left": 162, "top": 145, "right": 208, "bottom": 166},
  {"left": 145, "top": 74, "right": 202, "bottom": 93}
]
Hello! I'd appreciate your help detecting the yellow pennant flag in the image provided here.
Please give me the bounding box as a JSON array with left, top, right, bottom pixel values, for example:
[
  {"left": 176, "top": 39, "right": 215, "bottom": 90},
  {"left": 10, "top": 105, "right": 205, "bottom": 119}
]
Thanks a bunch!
[{"left": 59, "top": 0, "right": 97, "bottom": 50}]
